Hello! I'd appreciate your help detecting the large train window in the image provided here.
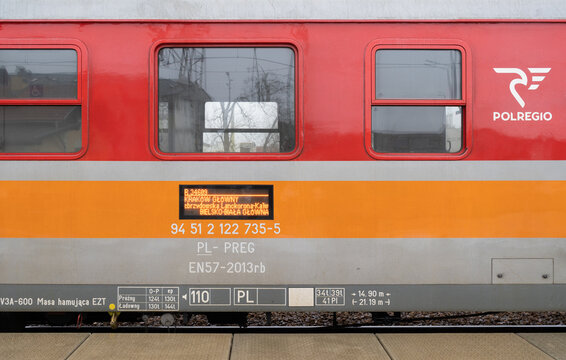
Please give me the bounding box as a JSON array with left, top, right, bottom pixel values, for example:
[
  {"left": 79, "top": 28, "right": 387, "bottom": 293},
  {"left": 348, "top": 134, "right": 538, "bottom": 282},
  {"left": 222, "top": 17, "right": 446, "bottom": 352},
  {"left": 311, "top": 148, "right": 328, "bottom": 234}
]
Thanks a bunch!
[
  {"left": 365, "top": 42, "right": 471, "bottom": 160},
  {"left": 152, "top": 44, "right": 301, "bottom": 159},
  {"left": 0, "top": 42, "right": 87, "bottom": 159}
]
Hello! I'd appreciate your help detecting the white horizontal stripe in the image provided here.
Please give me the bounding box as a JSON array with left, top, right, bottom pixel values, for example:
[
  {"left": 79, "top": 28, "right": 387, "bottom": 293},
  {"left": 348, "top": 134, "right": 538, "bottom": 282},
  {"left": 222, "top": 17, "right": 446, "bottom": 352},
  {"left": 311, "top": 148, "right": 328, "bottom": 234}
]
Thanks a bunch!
[
  {"left": 529, "top": 68, "right": 553, "bottom": 73},
  {"left": 0, "top": 160, "right": 565, "bottom": 181},
  {"left": 1, "top": 0, "right": 565, "bottom": 20}
]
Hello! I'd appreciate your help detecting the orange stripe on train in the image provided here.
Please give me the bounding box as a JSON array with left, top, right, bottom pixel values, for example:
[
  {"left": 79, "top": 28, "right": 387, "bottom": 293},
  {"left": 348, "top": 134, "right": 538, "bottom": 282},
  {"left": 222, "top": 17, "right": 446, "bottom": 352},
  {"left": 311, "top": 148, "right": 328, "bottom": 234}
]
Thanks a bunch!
[{"left": 0, "top": 181, "right": 565, "bottom": 238}]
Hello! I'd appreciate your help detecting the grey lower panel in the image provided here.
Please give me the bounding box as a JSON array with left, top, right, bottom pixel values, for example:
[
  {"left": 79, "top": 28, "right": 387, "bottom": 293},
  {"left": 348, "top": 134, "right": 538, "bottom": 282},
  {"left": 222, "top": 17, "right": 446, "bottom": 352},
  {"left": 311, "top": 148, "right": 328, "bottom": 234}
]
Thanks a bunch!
[
  {"left": 2, "top": 238, "right": 565, "bottom": 285},
  {"left": 0, "top": 284, "right": 565, "bottom": 312}
]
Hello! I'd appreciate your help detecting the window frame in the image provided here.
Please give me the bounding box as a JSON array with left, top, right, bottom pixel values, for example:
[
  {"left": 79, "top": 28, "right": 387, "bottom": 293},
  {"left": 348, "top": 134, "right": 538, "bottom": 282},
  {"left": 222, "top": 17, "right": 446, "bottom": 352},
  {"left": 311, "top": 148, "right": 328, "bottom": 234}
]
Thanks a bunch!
[
  {"left": 365, "top": 39, "right": 472, "bottom": 160},
  {"left": 149, "top": 40, "right": 303, "bottom": 160},
  {"left": 0, "top": 39, "right": 88, "bottom": 160}
]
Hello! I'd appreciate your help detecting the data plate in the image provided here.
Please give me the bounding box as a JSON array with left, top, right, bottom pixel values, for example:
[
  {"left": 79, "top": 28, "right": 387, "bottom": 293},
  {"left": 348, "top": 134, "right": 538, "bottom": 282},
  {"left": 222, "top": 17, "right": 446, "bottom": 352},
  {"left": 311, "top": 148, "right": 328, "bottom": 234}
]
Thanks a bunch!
[{"left": 117, "top": 287, "right": 179, "bottom": 311}]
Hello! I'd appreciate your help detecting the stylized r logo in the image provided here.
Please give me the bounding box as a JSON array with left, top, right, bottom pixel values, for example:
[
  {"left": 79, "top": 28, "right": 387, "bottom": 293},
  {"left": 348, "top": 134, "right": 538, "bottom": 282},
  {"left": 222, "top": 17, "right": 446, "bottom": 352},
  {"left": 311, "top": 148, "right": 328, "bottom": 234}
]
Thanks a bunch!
[{"left": 493, "top": 68, "right": 551, "bottom": 108}]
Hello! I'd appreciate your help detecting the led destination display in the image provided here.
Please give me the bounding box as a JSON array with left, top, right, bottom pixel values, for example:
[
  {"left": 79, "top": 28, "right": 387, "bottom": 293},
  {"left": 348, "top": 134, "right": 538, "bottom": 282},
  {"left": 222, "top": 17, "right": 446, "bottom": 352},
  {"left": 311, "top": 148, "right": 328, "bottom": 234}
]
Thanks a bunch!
[{"left": 179, "top": 185, "right": 274, "bottom": 220}]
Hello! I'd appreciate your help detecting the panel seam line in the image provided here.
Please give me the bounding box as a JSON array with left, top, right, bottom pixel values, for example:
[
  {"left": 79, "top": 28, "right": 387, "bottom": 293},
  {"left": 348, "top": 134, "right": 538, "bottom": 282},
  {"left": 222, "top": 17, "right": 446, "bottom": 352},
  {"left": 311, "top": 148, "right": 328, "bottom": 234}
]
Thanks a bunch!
[
  {"left": 515, "top": 333, "right": 558, "bottom": 360},
  {"left": 65, "top": 333, "right": 92, "bottom": 359},
  {"left": 228, "top": 333, "right": 235, "bottom": 360},
  {"left": 374, "top": 333, "right": 395, "bottom": 360}
]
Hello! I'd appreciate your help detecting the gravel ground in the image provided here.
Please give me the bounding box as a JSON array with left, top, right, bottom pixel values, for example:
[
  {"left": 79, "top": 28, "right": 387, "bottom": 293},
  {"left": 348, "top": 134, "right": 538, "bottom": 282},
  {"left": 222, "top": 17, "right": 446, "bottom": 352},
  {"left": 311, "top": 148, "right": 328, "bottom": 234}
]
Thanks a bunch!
[{"left": 107, "top": 311, "right": 566, "bottom": 328}]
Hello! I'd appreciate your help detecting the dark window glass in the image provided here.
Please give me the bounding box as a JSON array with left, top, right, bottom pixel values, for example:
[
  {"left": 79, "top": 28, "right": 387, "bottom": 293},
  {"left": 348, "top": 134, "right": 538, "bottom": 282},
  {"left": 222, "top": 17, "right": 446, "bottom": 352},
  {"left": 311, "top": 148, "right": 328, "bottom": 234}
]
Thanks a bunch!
[
  {"left": 0, "top": 106, "right": 81, "bottom": 153},
  {"left": 0, "top": 50, "right": 77, "bottom": 99},
  {"left": 372, "top": 106, "right": 462, "bottom": 153},
  {"left": 375, "top": 50, "right": 461, "bottom": 99},
  {"left": 158, "top": 47, "right": 295, "bottom": 153}
]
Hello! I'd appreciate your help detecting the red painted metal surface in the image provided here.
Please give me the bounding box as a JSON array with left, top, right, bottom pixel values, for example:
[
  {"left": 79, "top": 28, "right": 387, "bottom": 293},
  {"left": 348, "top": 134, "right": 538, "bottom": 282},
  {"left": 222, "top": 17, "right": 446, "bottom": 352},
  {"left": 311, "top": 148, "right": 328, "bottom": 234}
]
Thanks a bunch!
[{"left": 0, "top": 21, "right": 564, "bottom": 160}]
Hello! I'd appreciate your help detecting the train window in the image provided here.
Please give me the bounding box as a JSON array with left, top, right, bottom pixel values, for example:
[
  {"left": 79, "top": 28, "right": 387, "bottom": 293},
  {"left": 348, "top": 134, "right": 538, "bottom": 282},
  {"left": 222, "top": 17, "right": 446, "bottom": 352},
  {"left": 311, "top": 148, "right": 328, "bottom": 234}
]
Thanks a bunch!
[
  {"left": 0, "top": 106, "right": 81, "bottom": 153},
  {"left": 375, "top": 50, "right": 461, "bottom": 100},
  {"left": 156, "top": 47, "right": 297, "bottom": 155},
  {"left": 0, "top": 49, "right": 77, "bottom": 99},
  {"left": 0, "top": 45, "right": 86, "bottom": 157},
  {"left": 372, "top": 105, "right": 461, "bottom": 153},
  {"left": 366, "top": 44, "right": 470, "bottom": 159}
]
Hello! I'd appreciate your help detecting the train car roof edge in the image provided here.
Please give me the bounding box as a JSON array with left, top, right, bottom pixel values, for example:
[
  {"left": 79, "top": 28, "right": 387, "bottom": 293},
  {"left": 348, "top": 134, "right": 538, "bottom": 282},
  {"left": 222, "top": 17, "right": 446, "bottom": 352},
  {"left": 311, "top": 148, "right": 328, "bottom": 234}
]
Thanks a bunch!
[{"left": 1, "top": 0, "right": 565, "bottom": 20}]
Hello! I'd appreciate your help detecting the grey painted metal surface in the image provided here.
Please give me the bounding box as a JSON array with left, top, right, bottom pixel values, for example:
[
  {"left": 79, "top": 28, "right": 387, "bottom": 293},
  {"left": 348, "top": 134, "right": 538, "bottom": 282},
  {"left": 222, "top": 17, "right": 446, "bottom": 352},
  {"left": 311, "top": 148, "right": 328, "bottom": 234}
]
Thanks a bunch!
[
  {"left": 1, "top": 0, "right": 565, "bottom": 20},
  {"left": 1, "top": 161, "right": 565, "bottom": 181},
  {"left": 1, "top": 237, "right": 564, "bottom": 284},
  {"left": 0, "top": 284, "right": 565, "bottom": 311}
]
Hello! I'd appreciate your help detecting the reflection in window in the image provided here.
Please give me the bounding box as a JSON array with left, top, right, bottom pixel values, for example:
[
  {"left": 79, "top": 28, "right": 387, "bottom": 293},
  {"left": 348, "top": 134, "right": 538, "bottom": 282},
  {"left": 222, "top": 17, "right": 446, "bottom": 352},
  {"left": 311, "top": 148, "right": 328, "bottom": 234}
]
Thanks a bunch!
[
  {"left": 372, "top": 106, "right": 461, "bottom": 153},
  {"left": 372, "top": 49, "right": 463, "bottom": 154},
  {"left": 0, "top": 49, "right": 77, "bottom": 99},
  {"left": 158, "top": 47, "right": 295, "bottom": 153},
  {"left": 203, "top": 101, "right": 279, "bottom": 152},
  {"left": 375, "top": 50, "right": 461, "bottom": 100},
  {"left": 0, "top": 106, "right": 81, "bottom": 153}
]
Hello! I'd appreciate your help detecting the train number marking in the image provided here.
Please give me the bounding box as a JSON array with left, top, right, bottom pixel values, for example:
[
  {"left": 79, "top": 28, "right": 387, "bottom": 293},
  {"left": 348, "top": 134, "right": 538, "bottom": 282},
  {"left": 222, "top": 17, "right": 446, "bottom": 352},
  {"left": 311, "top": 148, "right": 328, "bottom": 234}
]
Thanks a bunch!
[
  {"left": 170, "top": 222, "right": 280, "bottom": 236},
  {"left": 170, "top": 223, "right": 185, "bottom": 234},
  {"left": 220, "top": 223, "right": 239, "bottom": 235}
]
